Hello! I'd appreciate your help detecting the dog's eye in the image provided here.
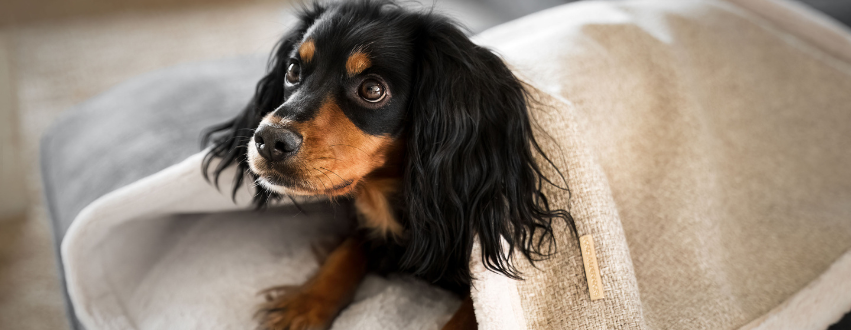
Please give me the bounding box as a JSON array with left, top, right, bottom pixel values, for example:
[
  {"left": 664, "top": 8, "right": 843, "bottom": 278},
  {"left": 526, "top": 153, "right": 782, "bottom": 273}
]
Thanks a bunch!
[
  {"left": 286, "top": 63, "right": 300, "bottom": 84},
  {"left": 358, "top": 79, "right": 386, "bottom": 103}
]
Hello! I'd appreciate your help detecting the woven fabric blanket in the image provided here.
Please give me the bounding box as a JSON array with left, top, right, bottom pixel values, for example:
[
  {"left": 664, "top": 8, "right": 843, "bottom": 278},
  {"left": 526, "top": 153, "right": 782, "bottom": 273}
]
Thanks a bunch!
[{"left": 60, "top": 0, "right": 851, "bottom": 329}]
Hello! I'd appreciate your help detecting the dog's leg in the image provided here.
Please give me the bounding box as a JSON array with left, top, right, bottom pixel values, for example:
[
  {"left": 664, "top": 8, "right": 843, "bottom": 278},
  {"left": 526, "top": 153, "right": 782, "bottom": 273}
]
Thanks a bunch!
[
  {"left": 442, "top": 295, "right": 478, "bottom": 330},
  {"left": 257, "top": 237, "right": 367, "bottom": 330}
]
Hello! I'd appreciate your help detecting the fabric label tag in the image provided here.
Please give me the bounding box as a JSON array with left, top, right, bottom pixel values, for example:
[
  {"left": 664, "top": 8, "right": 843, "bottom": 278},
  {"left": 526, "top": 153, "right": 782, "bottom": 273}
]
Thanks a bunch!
[{"left": 580, "top": 235, "right": 605, "bottom": 300}]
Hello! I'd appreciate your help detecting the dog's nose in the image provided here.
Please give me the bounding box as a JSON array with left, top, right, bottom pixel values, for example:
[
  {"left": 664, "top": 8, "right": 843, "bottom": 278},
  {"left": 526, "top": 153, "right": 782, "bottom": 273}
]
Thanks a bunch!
[{"left": 254, "top": 125, "right": 303, "bottom": 162}]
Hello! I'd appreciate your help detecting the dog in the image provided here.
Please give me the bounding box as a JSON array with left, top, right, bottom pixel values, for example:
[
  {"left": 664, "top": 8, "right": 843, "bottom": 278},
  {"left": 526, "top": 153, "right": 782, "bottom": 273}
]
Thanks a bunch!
[{"left": 202, "top": 1, "right": 574, "bottom": 329}]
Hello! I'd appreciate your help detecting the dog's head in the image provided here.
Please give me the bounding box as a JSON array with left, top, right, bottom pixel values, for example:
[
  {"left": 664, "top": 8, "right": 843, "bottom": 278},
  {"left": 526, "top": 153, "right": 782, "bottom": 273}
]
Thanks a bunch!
[
  {"left": 244, "top": 2, "right": 418, "bottom": 197},
  {"left": 204, "top": 0, "right": 573, "bottom": 285}
]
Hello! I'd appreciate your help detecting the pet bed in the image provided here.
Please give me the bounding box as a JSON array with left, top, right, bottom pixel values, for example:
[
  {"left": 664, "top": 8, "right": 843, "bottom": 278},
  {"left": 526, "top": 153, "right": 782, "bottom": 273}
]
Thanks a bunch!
[{"left": 43, "top": 0, "right": 851, "bottom": 329}]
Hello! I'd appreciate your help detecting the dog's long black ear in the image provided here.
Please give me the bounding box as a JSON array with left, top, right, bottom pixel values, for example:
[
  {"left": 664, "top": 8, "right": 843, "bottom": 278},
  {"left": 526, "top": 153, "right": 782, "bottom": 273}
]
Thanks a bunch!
[
  {"left": 401, "top": 17, "right": 576, "bottom": 286},
  {"left": 201, "top": 4, "right": 325, "bottom": 207}
]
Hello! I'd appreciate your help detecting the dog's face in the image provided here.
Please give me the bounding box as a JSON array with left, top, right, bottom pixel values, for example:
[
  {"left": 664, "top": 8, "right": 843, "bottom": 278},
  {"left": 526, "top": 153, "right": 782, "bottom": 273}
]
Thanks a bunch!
[{"left": 247, "top": 6, "right": 415, "bottom": 196}]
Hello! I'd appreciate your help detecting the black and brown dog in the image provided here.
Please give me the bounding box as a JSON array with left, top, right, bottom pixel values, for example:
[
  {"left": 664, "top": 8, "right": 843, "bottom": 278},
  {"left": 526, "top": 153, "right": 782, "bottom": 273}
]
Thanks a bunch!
[{"left": 203, "top": 1, "right": 573, "bottom": 329}]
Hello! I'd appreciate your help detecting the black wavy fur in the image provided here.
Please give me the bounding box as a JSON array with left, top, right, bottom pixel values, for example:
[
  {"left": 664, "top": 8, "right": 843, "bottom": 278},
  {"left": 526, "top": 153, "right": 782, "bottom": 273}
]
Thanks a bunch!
[{"left": 202, "top": 0, "right": 576, "bottom": 288}]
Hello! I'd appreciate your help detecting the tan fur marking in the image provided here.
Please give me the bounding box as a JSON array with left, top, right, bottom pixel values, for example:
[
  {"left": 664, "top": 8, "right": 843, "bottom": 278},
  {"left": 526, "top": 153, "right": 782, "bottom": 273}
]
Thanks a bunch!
[
  {"left": 286, "top": 95, "right": 398, "bottom": 196},
  {"left": 299, "top": 39, "right": 316, "bottom": 63},
  {"left": 346, "top": 50, "right": 371, "bottom": 77},
  {"left": 260, "top": 112, "right": 290, "bottom": 126},
  {"left": 355, "top": 179, "right": 404, "bottom": 238}
]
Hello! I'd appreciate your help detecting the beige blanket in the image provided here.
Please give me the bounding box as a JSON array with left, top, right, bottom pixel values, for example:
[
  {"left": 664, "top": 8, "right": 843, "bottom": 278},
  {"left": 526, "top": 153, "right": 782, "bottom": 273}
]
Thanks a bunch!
[{"left": 472, "top": 0, "right": 851, "bottom": 329}]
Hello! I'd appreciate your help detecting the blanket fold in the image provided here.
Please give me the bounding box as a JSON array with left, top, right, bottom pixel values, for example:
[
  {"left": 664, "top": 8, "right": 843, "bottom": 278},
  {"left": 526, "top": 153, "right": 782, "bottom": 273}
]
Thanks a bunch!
[{"left": 474, "top": 0, "right": 851, "bottom": 328}]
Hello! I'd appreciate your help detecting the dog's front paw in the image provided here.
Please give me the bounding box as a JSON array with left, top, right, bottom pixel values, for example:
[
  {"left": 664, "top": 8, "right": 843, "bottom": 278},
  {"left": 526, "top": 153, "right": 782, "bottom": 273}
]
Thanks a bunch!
[{"left": 255, "top": 285, "right": 338, "bottom": 330}]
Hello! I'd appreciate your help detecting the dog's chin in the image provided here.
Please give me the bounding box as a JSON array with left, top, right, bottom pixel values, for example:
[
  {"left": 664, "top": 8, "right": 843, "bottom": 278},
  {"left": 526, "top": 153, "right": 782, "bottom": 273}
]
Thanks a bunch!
[
  {"left": 255, "top": 173, "right": 358, "bottom": 197},
  {"left": 255, "top": 176, "right": 291, "bottom": 195}
]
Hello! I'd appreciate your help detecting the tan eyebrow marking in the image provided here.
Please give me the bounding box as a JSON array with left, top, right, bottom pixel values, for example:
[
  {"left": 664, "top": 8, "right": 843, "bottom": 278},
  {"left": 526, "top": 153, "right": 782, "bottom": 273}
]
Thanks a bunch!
[
  {"left": 346, "top": 50, "right": 371, "bottom": 77},
  {"left": 299, "top": 39, "right": 315, "bottom": 63}
]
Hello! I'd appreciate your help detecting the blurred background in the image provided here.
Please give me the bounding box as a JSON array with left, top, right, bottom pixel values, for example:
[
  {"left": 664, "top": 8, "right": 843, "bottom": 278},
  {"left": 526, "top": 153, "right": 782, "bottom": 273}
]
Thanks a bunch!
[{"left": 0, "top": 0, "right": 848, "bottom": 329}]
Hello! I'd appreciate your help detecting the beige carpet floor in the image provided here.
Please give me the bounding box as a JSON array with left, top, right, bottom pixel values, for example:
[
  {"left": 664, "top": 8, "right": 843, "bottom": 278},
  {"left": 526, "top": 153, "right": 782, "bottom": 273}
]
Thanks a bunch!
[{"left": 0, "top": 1, "right": 293, "bottom": 328}]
